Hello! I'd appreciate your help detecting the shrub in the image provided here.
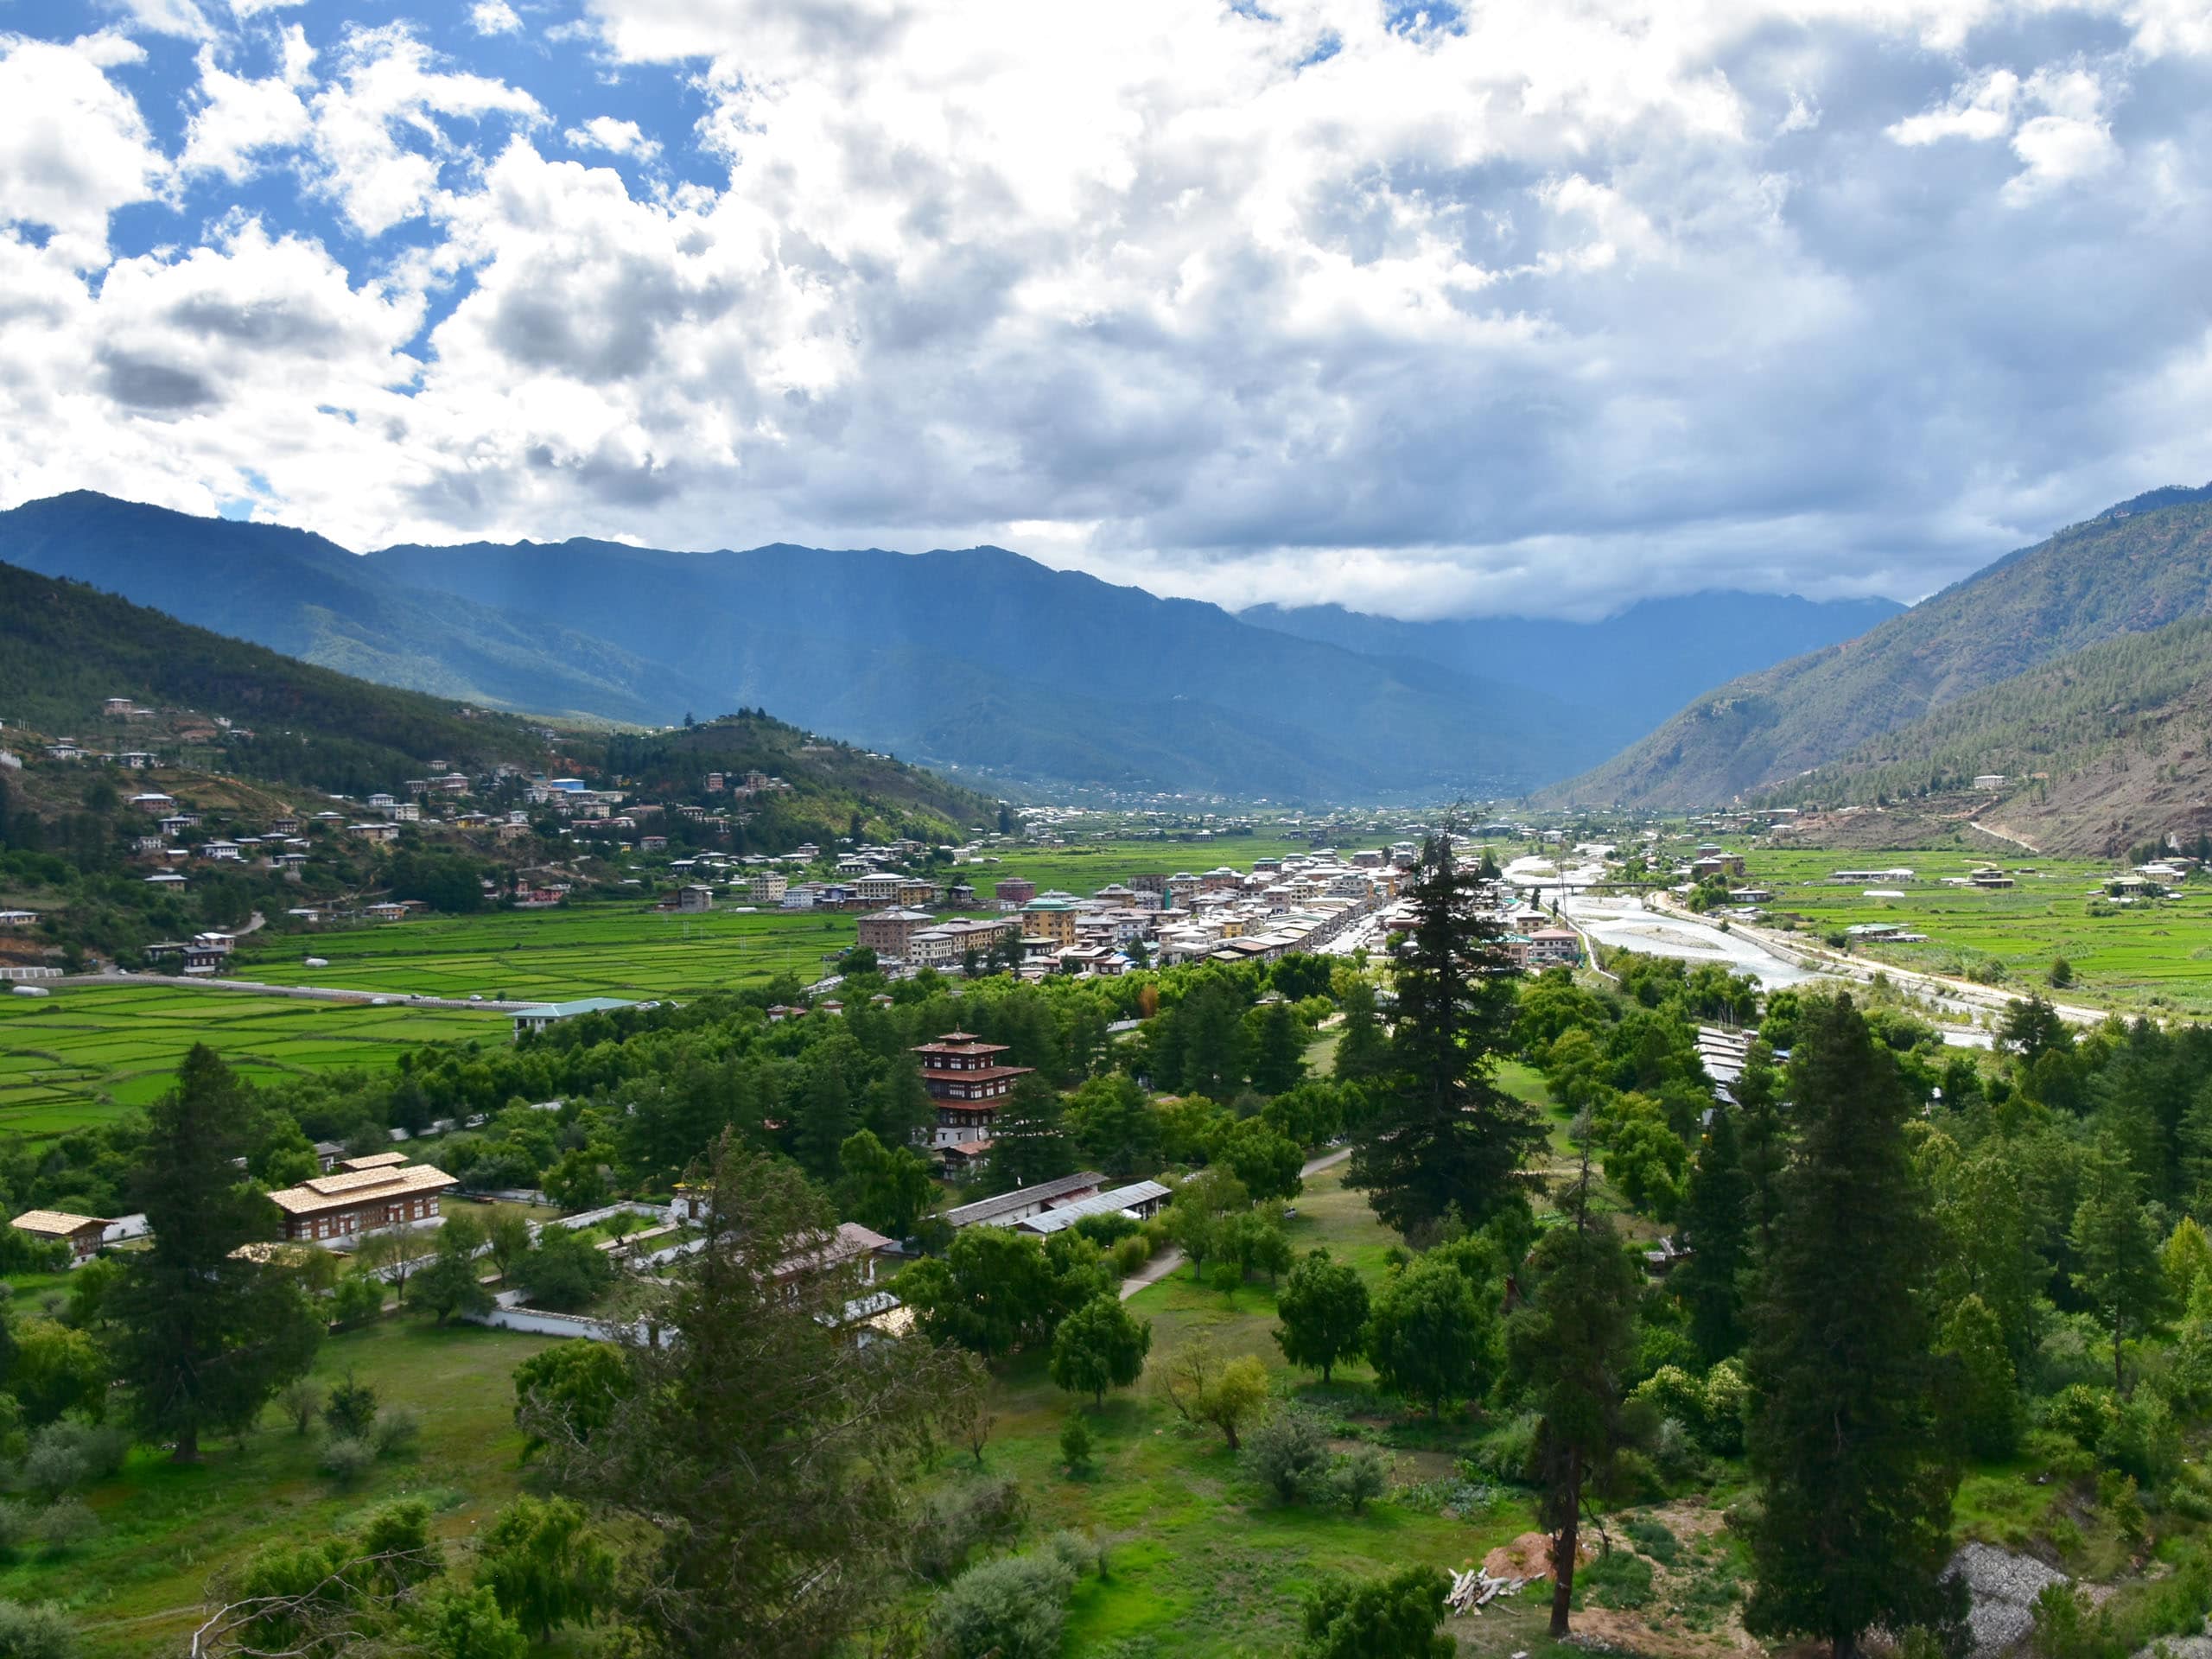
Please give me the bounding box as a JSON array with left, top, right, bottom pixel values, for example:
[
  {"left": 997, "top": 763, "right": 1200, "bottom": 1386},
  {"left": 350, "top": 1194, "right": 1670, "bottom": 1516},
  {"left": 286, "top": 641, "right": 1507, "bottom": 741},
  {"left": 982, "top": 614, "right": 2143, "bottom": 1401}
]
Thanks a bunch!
[
  {"left": 17, "top": 1440, "right": 86, "bottom": 1505},
  {"left": 329, "top": 1275, "right": 385, "bottom": 1329},
  {"left": 2098, "top": 1398, "right": 2179, "bottom": 1489},
  {"left": 910, "top": 1476, "right": 1026, "bottom": 1583},
  {"left": 278, "top": 1377, "right": 320, "bottom": 1435},
  {"left": 1059, "top": 1416, "right": 1094, "bottom": 1476},
  {"left": 1111, "top": 1235, "right": 1151, "bottom": 1275},
  {"left": 2045, "top": 1384, "right": 2119, "bottom": 1452},
  {"left": 0, "top": 1498, "right": 36, "bottom": 1554},
  {"left": 0, "top": 1600, "right": 79, "bottom": 1659},
  {"left": 28, "top": 1421, "right": 126, "bottom": 1487},
  {"left": 372, "top": 1404, "right": 423, "bottom": 1460},
  {"left": 325, "top": 1375, "right": 379, "bottom": 1441},
  {"left": 1247, "top": 1408, "right": 1332, "bottom": 1503},
  {"left": 32, "top": 1498, "right": 96, "bottom": 1553},
  {"left": 317, "top": 1436, "right": 375, "bottom": 1484},
  {"left": 928, "top": 1549, "right": 1080, "bottom": 1659},
  {"left": 1332, "top": 1446, "right": 1390, "bottom": 1516},
  {"left": 1626, "top": 1516, "right": 1680, "bottom": 1565},
  {"left": 1465, "top": 1411, "right": 1541, "bottom": 1483},
  {"left": 1577, "top": 1548, "right": 1655, "bottom": 1610}
]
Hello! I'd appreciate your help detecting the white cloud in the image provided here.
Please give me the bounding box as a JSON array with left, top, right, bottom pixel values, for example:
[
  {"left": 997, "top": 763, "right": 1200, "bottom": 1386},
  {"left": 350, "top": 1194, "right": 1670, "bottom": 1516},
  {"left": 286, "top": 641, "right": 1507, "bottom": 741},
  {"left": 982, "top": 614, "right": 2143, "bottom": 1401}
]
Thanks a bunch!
[
  {"left": 564, "top": 116, "right": 660, "bottom": 160},
  {"left": 302, "top": 23, "right": 543, "bottom": 236},
  {"left": 108, "top": 0, "right": 215, "bottom": 41},
  {"left": 470, "top": 2, "right": 523, "bottom": 35},
  {"left": 0, "top": 33, "right": 170, "bottom": 268},
  {"left": 180, "top": 44, "right": 312, "bottom": 181},
  {"left": 3, "top": 0, "right": 2212, "bottom": 617}
]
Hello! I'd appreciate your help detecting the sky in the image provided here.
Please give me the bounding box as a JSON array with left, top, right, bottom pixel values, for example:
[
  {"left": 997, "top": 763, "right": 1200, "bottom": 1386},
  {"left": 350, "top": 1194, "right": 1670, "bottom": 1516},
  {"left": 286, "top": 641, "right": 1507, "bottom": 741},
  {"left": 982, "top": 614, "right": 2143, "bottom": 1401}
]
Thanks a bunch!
[{"left": 1, "top": 0, "right": 2209, "bottom": 620}]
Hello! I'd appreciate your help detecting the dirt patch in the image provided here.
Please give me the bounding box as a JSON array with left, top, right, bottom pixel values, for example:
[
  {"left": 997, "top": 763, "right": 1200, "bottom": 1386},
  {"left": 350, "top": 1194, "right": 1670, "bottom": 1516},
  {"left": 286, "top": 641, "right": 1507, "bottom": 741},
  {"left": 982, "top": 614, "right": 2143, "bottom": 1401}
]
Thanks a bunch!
[{"left": 1563, "top": 1501, "right": 1763, "bottom": 1659}]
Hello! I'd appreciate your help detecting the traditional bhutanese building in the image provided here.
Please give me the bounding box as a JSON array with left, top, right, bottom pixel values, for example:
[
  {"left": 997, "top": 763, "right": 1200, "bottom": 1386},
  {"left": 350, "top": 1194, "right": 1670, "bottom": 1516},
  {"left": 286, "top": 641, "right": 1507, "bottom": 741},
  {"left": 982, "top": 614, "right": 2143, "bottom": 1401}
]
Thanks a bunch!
[
  {"left": 266, "top": 1161, "right": 459, "bottom": 1244},
  {"left": 911, "top": 1032, "right": 1034, "bottom": 1167}
]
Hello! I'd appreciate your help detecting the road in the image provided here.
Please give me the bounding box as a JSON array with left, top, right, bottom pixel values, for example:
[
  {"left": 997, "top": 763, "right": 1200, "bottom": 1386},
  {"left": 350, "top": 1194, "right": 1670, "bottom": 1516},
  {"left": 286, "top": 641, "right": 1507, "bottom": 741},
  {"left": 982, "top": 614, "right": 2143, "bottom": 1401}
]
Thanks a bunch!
[
  {"left": 1505, "top": 855, "right": 2095, "bottom": 1041},
  {"left": 49, "top": 970, "right": 539, "bottom": 1014},
  {"left": 1118, "top": 1145, "right": 1352, "bottom": 1301}
]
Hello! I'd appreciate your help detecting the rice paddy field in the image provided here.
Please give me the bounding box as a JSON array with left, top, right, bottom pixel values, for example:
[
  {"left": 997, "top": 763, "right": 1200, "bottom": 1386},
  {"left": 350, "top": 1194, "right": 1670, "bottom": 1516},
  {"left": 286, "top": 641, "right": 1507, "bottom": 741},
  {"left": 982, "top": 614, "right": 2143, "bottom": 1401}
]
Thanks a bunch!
[
  {"left": 0, "top": 984, "right": 508, "bottom": 1142},
  {"left": 230, "top": 903, "right": 861, "bottom": 1002},
  {"left": 1738, "top": 846, "right": 2212, "bottom": 1015}
]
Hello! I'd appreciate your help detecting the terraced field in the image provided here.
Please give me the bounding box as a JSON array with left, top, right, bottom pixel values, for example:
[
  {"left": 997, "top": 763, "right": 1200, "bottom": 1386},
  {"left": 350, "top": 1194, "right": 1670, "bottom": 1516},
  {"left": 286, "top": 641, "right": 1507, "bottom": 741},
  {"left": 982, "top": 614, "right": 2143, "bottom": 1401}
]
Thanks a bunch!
[
  {"left": 0, "top": 985, "right": 507, "bottom": 1141},
  {"left": 229, "top": 903, "right": 859, "bottom": 1001},
  {"left": 1739, "top": 848, "right": 2212, "bottom": 1014}
]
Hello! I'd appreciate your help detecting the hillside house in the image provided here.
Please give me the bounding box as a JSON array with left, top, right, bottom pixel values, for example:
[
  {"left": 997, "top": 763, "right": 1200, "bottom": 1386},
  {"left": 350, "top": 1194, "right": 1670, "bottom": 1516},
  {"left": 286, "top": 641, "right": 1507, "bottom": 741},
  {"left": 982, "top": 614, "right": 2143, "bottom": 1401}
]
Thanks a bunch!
[
  {"left": 348, "top": 822, "right": 401, "bottom": 844},
  {"left": 10, "top": 1210, "right": 110, "bottom": 1264},
  {"left": 266, "top": 1162, "right": 460, "bottom": 1244}
]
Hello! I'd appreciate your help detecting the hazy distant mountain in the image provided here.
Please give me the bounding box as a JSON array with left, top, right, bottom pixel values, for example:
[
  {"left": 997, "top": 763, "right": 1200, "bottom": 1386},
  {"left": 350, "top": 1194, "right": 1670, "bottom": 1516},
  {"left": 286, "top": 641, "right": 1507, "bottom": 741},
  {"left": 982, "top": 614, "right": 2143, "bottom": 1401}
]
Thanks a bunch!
[
  {"left": 0, "top": 493, "right": 1604, "bottom": 799},
  {"left": 362, "top": 535, "right": 1591, "bottom": 798},
  {"left": 0, "top": 493, "right": 728, "bottom": 728},
  {"left": 1549, "top": 486, "right": 2212, "bottom": 808},
  {"left": 1240, "top": 591, "right": 1904, "bottom": 751}
]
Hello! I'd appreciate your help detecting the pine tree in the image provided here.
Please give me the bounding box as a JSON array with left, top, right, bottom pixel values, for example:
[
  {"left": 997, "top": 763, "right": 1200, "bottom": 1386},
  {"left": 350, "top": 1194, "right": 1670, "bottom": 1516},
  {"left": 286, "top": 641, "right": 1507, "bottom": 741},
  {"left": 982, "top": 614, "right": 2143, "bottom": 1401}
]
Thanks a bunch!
[
  {"left": 1743, "top": 995, "right": 1957, "bottom": 1659},
  {"left": 1505, "top": 1157, "right": 1643, "bottom": 1638},
  {"left": 1333, "top": 978, "right": 1389, "bottom": 1083},
  {"left": 2070, "top": 1131, "right": 2175, "bottom": 1395},
  {"left": 1349, "top": 836, "right": 1541, "bottom": 1236},
  {"left": 1672, "top": 1104, "right": 1751, "bottom": 1362},
  {"left": 986, "top": 1074, "right": 1077, "bottom": 1193},
  {"left": 1249, "top": 1001, "right": 1308, "bottom": 1096},
  {"left": 107, "top": 1046, "right": 324, "bottom": 1461}
]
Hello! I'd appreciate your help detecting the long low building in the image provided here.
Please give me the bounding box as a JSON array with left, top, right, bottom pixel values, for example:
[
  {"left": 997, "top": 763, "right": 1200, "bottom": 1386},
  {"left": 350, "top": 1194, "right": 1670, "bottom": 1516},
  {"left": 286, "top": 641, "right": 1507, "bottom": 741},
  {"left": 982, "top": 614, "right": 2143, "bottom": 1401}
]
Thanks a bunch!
[
  {"left": 10, "top": 1209, "right": 110, "bottom": 1264},
  {"left": 944, "top": 1170, "right": 1107, "bottom": 1230},
  {"left": 1015, "top": 1181, "right": 1173, "bottom": 1236},
  {"left": 267, "top": 1161, "right": 459, "bottom": 1243}
]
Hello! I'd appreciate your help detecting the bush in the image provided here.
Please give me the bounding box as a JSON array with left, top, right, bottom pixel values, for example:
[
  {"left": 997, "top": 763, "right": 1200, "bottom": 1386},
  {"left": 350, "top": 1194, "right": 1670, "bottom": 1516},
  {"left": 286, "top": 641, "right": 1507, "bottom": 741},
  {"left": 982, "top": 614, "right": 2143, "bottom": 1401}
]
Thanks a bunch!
[
  {"left": 1111, "top": 1234, "right": 1151, "bottom": 1275},
  {"left": 910, "top": 1476, "right": 1026, "bottom": 1583},
  {"left": 317, "top": 1435, "right": 376, "bottom": 1484},
  {"left": 278, "top": 1377, "right": 320, "bottom": 1435},
  {"left": 928, "top": 1549, "right": 1080, "bottom": 1659},
  {"left": 1626, "top": 1516, "right": 1680, "bottom": 1565},
  {"left": 32, "top": 1498, "right": 96, "bottom": 1553},
  {"left": 372, "top": 1404, "right": 423, "bottom": 1460},
  {"left": 1332, "top": 1446, "right": 1390, "bottom": 1516},
  {"left": 329, "top": 1274, "right": 385, "bottom": 1329},
  {"left": 1059, "top": 1416, "right": 1094, "bottom": 1476},
  {"left": 17, "top": 1440, "right": 86, "bottom": 1505},
  {"left": 1247, "top": 1408, "right": 1332, "bottom": 1503},
  {"left": 1577, "top": 1548, "right": 1655, "bottom": 1610},
  {"left": 0, "top": 1498, "right": 36, "bottom": 1554},
  {"left": 2099, "top": 1397, "right": 2179, "bottom": 1489},
  {"left": 26, "top": 1421, "right": 126, "bottom": 1489},
  {"left": 1465, "top": 1411, "right": 1541, "bottom": 1483},
  {"left": 2045, "top": 1383, "right": 2119, "bottom": 1452},
  {"left": 325, "top": 1375, "right": 379, "bottom": 1441},
  {"left": 0, "top": 1600, "right": 79, "bottom": 1659}
]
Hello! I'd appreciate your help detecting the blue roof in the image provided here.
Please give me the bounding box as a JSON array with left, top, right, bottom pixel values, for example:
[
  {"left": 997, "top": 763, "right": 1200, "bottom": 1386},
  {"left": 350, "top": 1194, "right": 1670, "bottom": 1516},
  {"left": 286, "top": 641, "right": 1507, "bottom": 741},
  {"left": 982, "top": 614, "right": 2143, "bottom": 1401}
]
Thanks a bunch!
[{"left": 518, "top": 997, "right": 639, "bottom": 1019}]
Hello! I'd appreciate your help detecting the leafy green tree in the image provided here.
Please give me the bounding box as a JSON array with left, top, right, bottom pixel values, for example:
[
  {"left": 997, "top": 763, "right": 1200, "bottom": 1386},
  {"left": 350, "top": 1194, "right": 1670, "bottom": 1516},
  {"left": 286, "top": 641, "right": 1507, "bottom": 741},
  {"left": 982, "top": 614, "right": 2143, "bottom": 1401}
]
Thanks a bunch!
[
  {"left": 405, "top": 1227, "right": 494, "bottom": 1325},
  {"left": 1160, "top": 1166, "right": 1249, "bottom": 1280},
  {"left": 1349, "top": 836, "right": 1541, "bottom": 1237},
  {"left": 1274, "top": 1249, "right": 1371, "bottom": 1382},
  {"left": 1364, "top": 1255, "right": 1499, "bottom": 1416},
  {"left": 1936, "top": 1294, "right": 2024, "bottom": 1460},
  {"left": 10, "top": 1322, "right": 107, "bottom": 1427},
  {"left": 1672, "top": 1104, "right": 1751, "bottom": 1362},
  {"left": 477, "top": 1495, "right": 618, "bottom": 1643},
  {"left": 1506, "top": 1160, "right": 1643, "bottom": 1637},
  {"left": 410, "top": 1585, "right": 529, "bottom": 1659},
  {"left": 534, "top": 1138, "right": 979, "bottom": 1659},
  {"left": 1299, "top": 1564, "right": 1454, "bottom": 1659},
  {"left": 106, "top": 1046, "right": 323, "bottom": 1460},
  {"left": 1213, "top": 1117, "right": 1304, "bottom": 1203},
  {"left": 1743, "top": 995, "right": 1957, "bottom": 1659},
  {"left": 2070, "top": 1132, "right": 2175, "bottom": 1395},
  {"left": 1930, "top": 1141, "right": 2044, "bottom": 1364},
  {"left": 1064, "top": 1073, "right": 1161, "bottom": 1179},
  {"left": 836, "top": 1129, "right": 938, "bottom": 1241},
  {"left": 1048, "top": 1295, "right": 1152, "bottom": 1406},
  {"left": 513, "top": 1339, "right": 633, "bottom": 1460},
  {"left": 515, "top": 1228, "right": 614, "bottom": 1312},
  {"left": 899, "top": 1224, "right": 1107, "bottom": 1358},
  {"left": 483, "top": 1210, "right": 533, "bottom": 1282}
]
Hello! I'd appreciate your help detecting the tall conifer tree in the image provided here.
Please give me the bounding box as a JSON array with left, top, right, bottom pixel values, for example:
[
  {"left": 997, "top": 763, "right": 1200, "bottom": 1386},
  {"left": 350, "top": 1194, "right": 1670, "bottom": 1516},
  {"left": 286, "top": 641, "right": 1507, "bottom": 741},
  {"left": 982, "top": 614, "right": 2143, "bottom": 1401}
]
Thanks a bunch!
[
  {"left": 1744, "top": 995, "right": 1957, "bottom": 1659},
  {"left": 1349, "top": 836, "right": 1540, "bottom": 1236},
  {"left": 108, "top": 1046, "right": 322, "bottom": 1461}
]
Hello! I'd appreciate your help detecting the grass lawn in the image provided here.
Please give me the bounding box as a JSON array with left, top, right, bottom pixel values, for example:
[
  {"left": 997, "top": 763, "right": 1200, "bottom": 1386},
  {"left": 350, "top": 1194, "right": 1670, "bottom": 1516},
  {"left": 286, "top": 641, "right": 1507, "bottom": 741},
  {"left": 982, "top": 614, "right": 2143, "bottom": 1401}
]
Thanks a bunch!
[
  {"left": 0, "top": 985, "right": 510, "bottom": 1144},
  {"left": 1739, "top": 847, "right": 2212, "bottom": 1016},
  {"left": 8, "top": 1318, "right": 557, "bottom": 1659},
  {"left": 945, "top": 1163, "right": 1541, "bottom": 1656}
]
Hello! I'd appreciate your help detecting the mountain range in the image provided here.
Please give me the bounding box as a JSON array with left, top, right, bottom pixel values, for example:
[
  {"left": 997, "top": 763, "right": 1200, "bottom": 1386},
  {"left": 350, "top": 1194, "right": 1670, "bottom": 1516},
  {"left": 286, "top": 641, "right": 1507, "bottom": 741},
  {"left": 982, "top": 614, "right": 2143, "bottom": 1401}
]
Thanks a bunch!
[
  {"left": 0, "top": 558, "right": 994, "bottom": 843},
  {"left": 0, "top": 493, "right": 1891, "bottom": 801},
  {"left": 1548, "top": 485, "right": 2212, "bottom": 810}
]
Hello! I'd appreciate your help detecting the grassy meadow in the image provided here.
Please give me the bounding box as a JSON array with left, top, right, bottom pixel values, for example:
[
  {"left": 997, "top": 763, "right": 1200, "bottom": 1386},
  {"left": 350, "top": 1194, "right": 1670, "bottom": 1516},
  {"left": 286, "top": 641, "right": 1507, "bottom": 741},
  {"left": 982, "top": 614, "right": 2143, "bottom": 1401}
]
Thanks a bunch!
[
  {"left": 1739, "top": 846, "right": 2212, "bottom": 1014},
  {"left": 9, "top": 1319, "right": 559, "bottom": 1659},
  {"left": 0, "top": 984, "right": 509, "bottom": 1143}
]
